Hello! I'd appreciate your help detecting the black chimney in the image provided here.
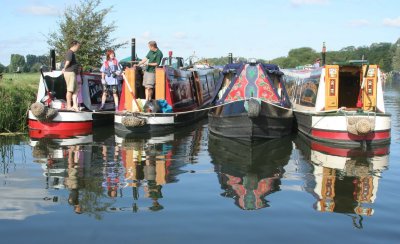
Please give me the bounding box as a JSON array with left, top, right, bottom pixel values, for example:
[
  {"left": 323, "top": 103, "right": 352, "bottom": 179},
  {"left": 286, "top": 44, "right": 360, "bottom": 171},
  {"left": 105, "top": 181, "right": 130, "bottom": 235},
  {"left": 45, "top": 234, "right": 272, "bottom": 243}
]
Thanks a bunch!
[
  {"left": 131, "top": 38, "right": 136, "bottom": 62},
  {"left": 50, "top": 49, "right": 56, "bottom": 71},
  {"left": 228, "top": 53, "right": 233, "bottom": 64}
]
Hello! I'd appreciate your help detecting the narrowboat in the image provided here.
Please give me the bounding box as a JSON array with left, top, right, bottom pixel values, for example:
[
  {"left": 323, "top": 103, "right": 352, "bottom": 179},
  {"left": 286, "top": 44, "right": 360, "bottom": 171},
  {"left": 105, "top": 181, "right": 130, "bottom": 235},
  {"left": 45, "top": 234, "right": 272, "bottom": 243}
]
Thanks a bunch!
[
  {"left": 208, "top": 61, "right": 293, "bottom": 140},
  {"left": 208, "top": 134, "right": 292, "bottom": 210},
  {"left": 283, "top": 61, "right": 391, "bottom": 146},
  {"left": 294, "top": 133, "right": 389, "bottom": 219},
  {"left": 28, "top": 68, "right": 116, "bottom": 137},
  {"left": 114, "top": 54, "right": 220, "bottom": 137}
]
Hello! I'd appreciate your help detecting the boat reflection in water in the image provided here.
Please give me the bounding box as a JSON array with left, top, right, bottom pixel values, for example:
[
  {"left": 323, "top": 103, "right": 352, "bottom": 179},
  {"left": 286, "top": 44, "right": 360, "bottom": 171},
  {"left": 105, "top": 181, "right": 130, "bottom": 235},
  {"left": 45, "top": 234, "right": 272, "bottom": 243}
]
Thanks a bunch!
[
  {"left": 294, "top": 133, "right": 390, "bottom": 228},
  {"left": 30, "top": 122, "right": 206, "bottom": 216},
  {"left": 115, "top": 123, "right": 205, "bottom": 212},
  {"left": 208, "top": 134, "right": 293, "bottom": 210}
]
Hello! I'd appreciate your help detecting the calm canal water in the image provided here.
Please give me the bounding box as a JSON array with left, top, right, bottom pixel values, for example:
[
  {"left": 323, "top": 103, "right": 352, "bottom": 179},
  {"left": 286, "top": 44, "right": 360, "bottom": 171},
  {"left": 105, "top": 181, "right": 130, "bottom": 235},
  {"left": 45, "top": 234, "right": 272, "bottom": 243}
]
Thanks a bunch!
[{"left": 1, "top": 86, "right": 399, "bottom": 244}]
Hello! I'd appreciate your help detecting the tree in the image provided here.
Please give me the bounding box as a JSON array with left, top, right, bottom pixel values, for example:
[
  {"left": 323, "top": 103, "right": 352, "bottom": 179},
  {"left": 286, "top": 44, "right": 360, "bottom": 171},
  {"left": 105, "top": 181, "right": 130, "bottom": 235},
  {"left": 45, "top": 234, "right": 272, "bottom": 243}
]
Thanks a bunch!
[
  {"left": 0, "top": 63, "right": 5, "bottom": 73},
  {"left": 9, "top": 54, "right": 25, "bottom": 73},
  {"left": 392, "top": 39, "right": 400, "bottom": 71},
  {"left": 47, "top": 0, "right": 126, "bottom": 71}
]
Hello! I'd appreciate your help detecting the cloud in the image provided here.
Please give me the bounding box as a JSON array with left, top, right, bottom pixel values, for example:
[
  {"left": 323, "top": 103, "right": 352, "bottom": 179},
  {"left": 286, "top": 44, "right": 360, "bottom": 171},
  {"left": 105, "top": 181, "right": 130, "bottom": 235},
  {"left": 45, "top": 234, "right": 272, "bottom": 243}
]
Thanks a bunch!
[
  {"left": 173, "top": 32, "right": 187, "bottom": 40},
  {"left": 383, "top": 17, "right": 400, "bottom": 27},
  {"left": 290, "top": 0, "right": 329, "bottom": 6},
  {"left": 20, "top": 5, "right": 60, "bottom": 16},
  {"left": 141, "top": 31, "right": 152, "bottom": 39},
  {"left": 348, "top": 19, "right": 370, "bottom": 27}
]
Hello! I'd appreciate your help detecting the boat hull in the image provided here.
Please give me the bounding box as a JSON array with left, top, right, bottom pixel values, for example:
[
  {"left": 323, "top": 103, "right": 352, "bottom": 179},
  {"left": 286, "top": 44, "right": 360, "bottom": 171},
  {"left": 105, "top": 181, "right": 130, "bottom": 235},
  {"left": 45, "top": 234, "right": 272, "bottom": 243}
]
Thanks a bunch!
[
  {"left": 28, "top": 110, "right": 92, "bottom": 132},
  {"left": 294, "top": 111, "right": 391, "bottom": 146},
  {"left": 208, "top": 100, "right": 293, "bottom": 140},
  {"left": 114, "top": 109, "right": 208, "bottom": 137}
]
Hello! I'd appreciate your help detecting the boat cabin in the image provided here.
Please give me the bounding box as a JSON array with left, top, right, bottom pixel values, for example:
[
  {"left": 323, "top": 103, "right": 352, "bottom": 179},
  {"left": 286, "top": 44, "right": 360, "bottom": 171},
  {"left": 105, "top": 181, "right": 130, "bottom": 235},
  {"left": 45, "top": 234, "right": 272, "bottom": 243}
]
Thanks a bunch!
[
  {"left": 120, "top": 56, "right": 220, "bottom": 113},
  {"left": 283, "top": 61, "right": 385, "bottom": 113}
]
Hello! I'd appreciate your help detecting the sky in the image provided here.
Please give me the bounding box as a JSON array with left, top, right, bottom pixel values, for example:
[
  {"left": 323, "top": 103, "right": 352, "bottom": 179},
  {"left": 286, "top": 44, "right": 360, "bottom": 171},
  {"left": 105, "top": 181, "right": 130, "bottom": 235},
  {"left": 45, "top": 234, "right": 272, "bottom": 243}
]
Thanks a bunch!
[{"left": 1, "top": 0, "right": 400, "bottom": 65}]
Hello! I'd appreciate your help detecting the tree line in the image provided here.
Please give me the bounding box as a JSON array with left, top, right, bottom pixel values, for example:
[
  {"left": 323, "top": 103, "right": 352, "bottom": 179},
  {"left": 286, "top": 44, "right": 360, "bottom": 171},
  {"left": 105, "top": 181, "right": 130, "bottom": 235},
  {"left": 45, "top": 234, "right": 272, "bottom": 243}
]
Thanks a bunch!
[
  {"left": 204, "top": 40, "right": 400, "bottom": 73},
  {"left": 0, "top": 54, "right": 49, "bottom": 73}
]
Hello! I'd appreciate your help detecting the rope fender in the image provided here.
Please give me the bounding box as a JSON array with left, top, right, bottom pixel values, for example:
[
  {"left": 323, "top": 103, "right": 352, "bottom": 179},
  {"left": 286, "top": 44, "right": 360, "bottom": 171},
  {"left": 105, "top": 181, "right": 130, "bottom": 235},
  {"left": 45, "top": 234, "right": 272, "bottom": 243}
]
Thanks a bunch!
[
  {"left": 121, "top": 115, "right": 146, "bottom": 127},
  {"left": 30, "top": 102, "right": 58, "bottom": 122},
  {"left": 346, "top": 116, "right": 375, "bottom": 135}
]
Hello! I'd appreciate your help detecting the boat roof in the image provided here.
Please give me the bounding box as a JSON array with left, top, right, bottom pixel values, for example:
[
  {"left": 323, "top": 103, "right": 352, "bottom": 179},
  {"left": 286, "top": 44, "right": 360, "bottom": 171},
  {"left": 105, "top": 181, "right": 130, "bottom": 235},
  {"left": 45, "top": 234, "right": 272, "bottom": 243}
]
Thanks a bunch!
[
  {"left": 222, "top": 63, "right": 281, "bottom": 74},
  {"left": 332, "top": 60, "right": 369, "bottom": 66}
]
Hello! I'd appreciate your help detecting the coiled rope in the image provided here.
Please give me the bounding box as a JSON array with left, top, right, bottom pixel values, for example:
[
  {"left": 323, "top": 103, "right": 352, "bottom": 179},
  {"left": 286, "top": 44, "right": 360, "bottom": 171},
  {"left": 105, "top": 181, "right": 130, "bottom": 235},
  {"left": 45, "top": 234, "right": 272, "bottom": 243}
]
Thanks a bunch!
[{"left": 30, "top": 102, "right": 58, "bottom": 122}]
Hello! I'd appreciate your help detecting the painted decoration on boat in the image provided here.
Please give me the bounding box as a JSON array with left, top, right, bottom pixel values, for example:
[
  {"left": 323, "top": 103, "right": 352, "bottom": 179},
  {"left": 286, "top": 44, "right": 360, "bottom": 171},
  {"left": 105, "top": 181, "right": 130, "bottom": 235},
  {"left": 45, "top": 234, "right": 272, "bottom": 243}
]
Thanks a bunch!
[{"left": 223, "top": 64, "right": 279, "bottom": 103}]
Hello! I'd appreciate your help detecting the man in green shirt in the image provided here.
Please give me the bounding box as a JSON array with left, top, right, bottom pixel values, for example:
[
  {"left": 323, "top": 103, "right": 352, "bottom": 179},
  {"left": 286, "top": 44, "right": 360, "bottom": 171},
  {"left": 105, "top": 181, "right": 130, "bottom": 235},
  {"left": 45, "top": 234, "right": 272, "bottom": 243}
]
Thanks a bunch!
[{"left": 136, "top": 41, "right": 163, "bottom": 101}]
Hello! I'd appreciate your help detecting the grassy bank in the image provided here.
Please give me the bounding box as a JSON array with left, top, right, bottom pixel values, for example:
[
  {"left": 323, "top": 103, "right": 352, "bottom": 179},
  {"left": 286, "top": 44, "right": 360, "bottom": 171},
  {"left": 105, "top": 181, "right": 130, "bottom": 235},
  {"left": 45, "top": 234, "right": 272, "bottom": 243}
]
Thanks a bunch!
[{"left": 0, "top": 73, "right": 38, "bottom": 133}]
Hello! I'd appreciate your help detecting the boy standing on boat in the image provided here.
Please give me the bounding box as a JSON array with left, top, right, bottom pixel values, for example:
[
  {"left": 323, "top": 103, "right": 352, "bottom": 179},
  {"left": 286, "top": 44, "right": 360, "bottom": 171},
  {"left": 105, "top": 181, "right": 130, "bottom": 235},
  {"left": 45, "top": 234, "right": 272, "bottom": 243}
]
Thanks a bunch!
[
  {"left": 100, "top": 50, "right": 122, "bottom": 111},
  {"left": 62, "top": 40, "right": 81, "bottom": 111},
  {"left": 136, "top": 41, "right": 163, "bottom": 102}
]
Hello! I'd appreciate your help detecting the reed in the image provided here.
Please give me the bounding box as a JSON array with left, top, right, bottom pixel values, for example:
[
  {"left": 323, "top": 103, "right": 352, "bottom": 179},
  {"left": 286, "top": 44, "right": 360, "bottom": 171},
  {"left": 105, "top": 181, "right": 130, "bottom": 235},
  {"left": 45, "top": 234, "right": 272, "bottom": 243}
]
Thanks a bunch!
[{"left": 0, "top": 73, "right": 38, "bottom": 132}]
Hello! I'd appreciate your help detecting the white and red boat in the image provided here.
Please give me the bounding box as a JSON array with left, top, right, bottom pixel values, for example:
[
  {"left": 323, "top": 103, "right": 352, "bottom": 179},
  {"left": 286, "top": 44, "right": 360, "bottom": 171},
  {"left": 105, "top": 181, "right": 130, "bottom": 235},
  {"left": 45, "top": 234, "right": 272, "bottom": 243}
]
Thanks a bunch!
[
  {"left": 283, "top": 61, "right": 391, "bottom": 146},
  {"left": 28, "top": 69, "right": 115, "bottom": 137}
]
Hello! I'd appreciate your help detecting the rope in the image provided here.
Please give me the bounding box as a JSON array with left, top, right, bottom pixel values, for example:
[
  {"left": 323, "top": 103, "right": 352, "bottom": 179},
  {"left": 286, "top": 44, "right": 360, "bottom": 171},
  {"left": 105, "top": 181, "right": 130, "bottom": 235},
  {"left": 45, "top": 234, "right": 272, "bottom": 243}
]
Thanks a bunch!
[{"left": 122, "top": 98, "right": 293, "bottom": 116}]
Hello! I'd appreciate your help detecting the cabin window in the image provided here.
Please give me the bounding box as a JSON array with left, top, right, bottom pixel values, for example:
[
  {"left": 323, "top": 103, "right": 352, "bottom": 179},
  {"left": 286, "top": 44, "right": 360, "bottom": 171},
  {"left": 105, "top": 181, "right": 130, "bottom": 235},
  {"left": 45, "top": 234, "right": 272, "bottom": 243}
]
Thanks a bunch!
[
  {"left": 299, "top": 79, "right": 318, "bottom": 107},
  {"left": 200, "top": 75, "right": 209, "bottom": 96},
  {"left": 207, "top": 73, "right": 214, "bottom": 92}
]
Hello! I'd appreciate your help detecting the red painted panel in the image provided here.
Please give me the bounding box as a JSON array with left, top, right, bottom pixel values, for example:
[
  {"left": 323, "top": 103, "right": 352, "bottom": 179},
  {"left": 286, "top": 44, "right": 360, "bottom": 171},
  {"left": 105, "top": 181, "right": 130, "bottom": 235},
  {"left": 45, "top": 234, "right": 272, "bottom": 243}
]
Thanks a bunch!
[
  {"left": 28, "top": 119, "right": 92, "bottom": 131},
  {"left": 311, "top": 129, "right": 391, "bottom": 141}
]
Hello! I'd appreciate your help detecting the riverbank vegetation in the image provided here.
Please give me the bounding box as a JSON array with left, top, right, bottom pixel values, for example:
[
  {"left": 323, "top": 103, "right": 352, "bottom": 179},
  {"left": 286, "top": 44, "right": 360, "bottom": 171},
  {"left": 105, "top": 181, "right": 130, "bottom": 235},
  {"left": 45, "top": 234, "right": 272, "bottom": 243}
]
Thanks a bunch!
[{"left": 0, "top": 73, "right": 37, "bottom": 133}]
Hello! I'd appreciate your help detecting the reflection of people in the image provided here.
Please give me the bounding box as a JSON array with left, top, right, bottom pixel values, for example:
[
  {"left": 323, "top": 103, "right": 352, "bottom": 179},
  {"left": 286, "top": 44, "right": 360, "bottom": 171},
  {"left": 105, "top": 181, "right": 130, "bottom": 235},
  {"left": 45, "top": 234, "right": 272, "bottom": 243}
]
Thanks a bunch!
[
  {"left": 62, "top": 40, "right": 81, "bottom": 111},
  {"left": 313, "top": 58, "right": 321, "bottom": 68},
  {"left": 143, "top": 151, "right": 164, "bottom": 211},
  {"left": 136, "top": 41, "right": 163, "bottom": 102},
  {"left": 100, "top": 50, "right": 122, "bottom": 111},
  {"left": 102, "top": 145, "right": 122, "bottom": 198},
  {"left": 65, "top": 145, "right": 83, "bottom": 214}
]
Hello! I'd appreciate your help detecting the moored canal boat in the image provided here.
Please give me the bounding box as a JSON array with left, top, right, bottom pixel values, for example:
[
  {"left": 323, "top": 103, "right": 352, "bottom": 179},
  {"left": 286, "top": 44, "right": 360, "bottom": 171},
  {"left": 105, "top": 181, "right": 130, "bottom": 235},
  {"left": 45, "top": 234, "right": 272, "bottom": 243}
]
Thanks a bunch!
[
  {"left": 283, "top": 61, "right": 391, "bottom": 146},
  {"left": 208, "top": 61, "right": 293, "bottom": 140},
  {"left": 28, "top": 68, "right": 116, "bottom": 137},
  {"left": 114, "top": 54, "right": 220, "bottom": 137}
]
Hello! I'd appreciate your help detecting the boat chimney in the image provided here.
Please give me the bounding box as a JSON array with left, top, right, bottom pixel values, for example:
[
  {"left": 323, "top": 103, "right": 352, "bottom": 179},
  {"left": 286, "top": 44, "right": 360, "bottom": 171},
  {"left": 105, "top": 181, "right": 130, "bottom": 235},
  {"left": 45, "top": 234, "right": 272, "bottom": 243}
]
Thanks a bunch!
[
  {"left": 50, "top": 49, "right": 56, "bottom": 71},
  {"left": 169, "top": 51, "right": 173, "bottom": 66},
  {"left": 131, "top": 38, "right": 136, "bottom": 62},
  {"left": 322, "top": 42, "right": 326, "bottom": 66},
  {"left": 228, "top": 53, "right": 233, "bottom": 64}
]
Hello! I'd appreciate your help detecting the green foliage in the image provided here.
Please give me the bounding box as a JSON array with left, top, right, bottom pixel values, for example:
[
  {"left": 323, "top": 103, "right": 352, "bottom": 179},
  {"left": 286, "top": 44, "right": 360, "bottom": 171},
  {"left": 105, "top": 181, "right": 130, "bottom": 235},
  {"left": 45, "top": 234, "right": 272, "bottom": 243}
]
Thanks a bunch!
[
  {"left": 9, "top": 54, "right": 25, "bottom": 73},
  {"left": 0, "top": 73, "right": 38, "bottom": 132},
  {"left": 0, "top": 63, "right": 5, "bottom": 73},
  {"left": 269, "top": 42, "right": 396, "bottom": 71},
  {"left": 30, "top": 63, "right": 43, "bottom": 73},
  {"left": 392, "top": 38, "right": 400, "bottom": 71},
  {"left": 47, "top": 0, "right": 127, "bottom": 71},
  {"left": 26, "top": 54, "right": 49, "bottom": 71}
]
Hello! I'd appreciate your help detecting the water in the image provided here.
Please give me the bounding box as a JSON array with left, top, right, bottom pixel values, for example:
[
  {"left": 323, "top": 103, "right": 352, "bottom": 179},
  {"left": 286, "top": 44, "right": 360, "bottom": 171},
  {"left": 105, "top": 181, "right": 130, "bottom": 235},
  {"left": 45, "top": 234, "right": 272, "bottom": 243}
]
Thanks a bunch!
[{"left": 1, "top": 87, "right": 400, "bottom": 244}]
